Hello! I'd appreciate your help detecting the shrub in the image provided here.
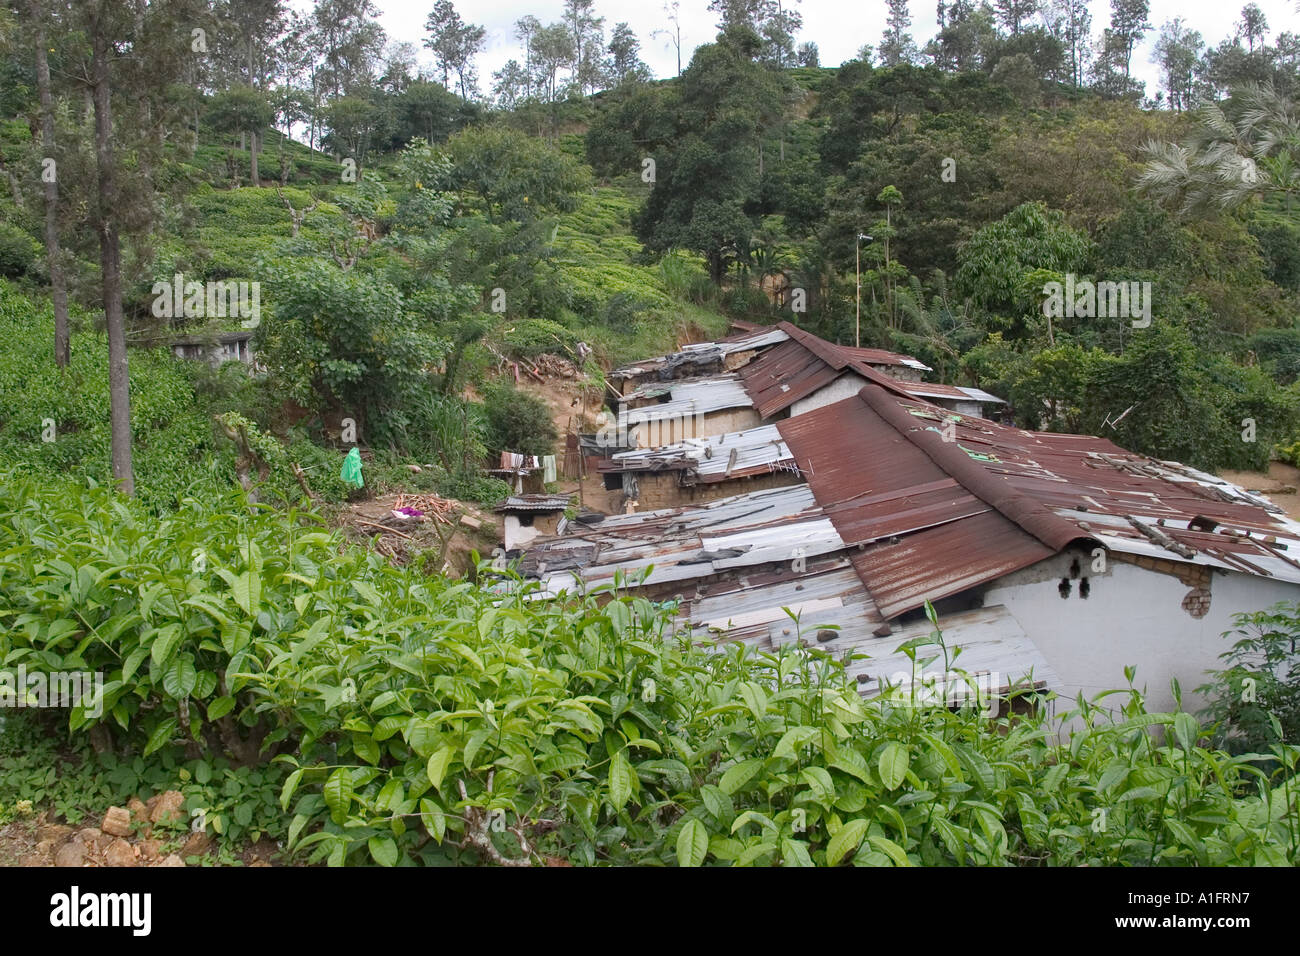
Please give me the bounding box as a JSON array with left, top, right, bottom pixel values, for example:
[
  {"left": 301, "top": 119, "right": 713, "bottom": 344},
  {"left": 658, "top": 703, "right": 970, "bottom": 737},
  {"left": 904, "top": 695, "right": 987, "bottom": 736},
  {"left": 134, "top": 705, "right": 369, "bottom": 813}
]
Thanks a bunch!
[
  {"left": 482, "top": 381, "right": 557, "bottom": 458},
  {"left": 497, "top": 319, "right": 578, "bottom": 360},
  {"left": 1198, "top": 602, "right": 1300, "bottom": 754}
]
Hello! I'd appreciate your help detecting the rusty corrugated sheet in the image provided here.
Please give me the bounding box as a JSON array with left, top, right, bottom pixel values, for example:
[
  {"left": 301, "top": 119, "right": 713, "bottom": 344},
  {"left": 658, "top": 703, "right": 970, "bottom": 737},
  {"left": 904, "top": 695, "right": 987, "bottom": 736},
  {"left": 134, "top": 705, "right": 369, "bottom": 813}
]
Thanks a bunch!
[
  {"left": 780, "top": 383, "right": 1300, "bottom": 618},
  {"left": 852, "top": 511, "right": 1053, "bottom": 619},
  {"left": 739, "top": 339, "right": 844, "bottom": 417}
]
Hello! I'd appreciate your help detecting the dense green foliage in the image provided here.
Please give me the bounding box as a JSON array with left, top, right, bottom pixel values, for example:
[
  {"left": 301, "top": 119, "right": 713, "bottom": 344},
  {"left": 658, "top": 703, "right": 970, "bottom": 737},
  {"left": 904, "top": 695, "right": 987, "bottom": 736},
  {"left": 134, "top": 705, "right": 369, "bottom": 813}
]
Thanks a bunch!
[
  {"left": 1, "top": 477, "right": 1298, "bottom": 866},
  {"left": 482, "top": 382, "right": 558, "bottom": 459},
  {"left": 1199, "top": 603, "right": 1300, "bottom": 755}
]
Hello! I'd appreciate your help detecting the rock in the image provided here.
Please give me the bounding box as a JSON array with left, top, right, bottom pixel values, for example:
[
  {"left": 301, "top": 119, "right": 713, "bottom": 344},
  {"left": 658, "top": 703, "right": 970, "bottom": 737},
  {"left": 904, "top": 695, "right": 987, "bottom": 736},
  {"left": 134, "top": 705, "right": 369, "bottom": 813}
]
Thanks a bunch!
[
  {"left": 149, "top": 790, "right": 185, "bottom": 826},
  {"left": 18, "top": 852, "right": 47, "bottom": 867},
  {"left": 459, "top": 514, "right": 482, "bottom": 530},
  {"left": 36, "top": 839, "right": 62, "bottom": 856},
  {"left": 157, "top": 854, "right": 185, "bottom": 867},
  {"left": 127, "top": 797, "right": 148, "bottom": 818},
  {"left": 249, "top": 859, "right": 270, "bottom": 867},
  {"left": 54, "top": 841, "right": 87, "bottom": 867},
  {"left": 139, "top": 838, "right": 163, "bottom": 862},
  {"left": 103, "top": 838, "right": 136, "bottom": 868},
  {"left": 76, "top": 828, "right": 108, "bottom": 853},
  {"left": 101, "top": 806, "right": 133, "bottom": 838},
  {"left": 36, "top": 823, "right": 72, "bottom": 844},
  {"left": 181, "top": 831, "right": 211, "bottom": 858},
  {"left": 406, "top": 464, "right": 422, "bottom": 473}
]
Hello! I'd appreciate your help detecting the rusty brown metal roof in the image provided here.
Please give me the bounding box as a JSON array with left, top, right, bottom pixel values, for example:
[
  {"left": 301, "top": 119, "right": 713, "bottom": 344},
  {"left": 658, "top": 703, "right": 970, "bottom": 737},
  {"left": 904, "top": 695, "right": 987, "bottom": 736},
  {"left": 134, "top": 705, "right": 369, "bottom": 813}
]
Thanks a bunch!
[
  {"left": 738, "top": 338, "right": 846, "bottom": 417},
  {"left": 738, "top": 323, "right": 925, "bottom": 417},
  {"left": 839, "top": 344, "right": 932, "bottom": 371},
  {"left": 778, "top": 384, "right": 1300, "bottom": 618}
]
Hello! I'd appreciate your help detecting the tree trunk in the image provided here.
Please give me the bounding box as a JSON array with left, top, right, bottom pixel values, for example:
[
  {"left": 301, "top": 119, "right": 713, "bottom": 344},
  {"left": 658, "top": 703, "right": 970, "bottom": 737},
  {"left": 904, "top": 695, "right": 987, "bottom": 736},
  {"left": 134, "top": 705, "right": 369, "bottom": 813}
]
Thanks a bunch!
[
  {"left": 91, "top": 17, "right": 134, "bottom": 496},
  {"left": 250, "top": 128, "right": 260, "bottom": 186},
  {"left": 33, "top": 12, "right": 70, "bottom": 368}
]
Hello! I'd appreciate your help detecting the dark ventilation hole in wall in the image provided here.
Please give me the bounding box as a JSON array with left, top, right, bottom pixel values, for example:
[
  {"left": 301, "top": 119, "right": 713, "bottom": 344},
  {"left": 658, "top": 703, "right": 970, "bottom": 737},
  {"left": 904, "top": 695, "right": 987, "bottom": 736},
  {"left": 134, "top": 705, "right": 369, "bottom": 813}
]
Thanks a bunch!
[
  {"left": 1058, "top": 578, "right": 1072, "bottom": 599},
  {"left": 1080, "top": 577, "right": 1090, "bottom": 599}
]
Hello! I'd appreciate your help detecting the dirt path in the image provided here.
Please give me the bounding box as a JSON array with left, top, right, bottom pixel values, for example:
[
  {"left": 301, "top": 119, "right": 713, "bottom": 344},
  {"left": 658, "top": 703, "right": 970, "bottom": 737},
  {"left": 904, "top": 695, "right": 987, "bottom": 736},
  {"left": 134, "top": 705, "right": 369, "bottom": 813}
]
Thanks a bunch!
[{"left": 1217, "top": 461, "right": 1300, "bottom": 520}]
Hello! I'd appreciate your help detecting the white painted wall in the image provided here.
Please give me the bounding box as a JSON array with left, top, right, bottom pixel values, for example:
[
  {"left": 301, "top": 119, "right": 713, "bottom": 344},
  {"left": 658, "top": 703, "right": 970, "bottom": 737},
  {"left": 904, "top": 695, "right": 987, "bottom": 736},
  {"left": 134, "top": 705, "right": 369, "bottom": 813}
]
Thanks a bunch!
[
  {"left": 790, "top": 373, "right": 870, "bottom": 416},
  {"left": 983, "top": 549, "right": 1299, "bottom": 716},
  {"left": 503, "top": 515, "right": 540, "bottom": 551}
]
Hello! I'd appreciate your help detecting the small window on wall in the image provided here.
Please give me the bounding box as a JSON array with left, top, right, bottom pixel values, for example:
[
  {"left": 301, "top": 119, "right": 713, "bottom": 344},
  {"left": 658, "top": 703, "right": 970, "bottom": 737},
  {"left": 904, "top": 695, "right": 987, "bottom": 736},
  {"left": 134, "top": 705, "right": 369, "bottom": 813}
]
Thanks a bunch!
[
  {"left": 519, "top": 513, "right": 535, "bottom": 527},
  {"left": 603, "top": 473, "right": 622, "bottom": 491}
]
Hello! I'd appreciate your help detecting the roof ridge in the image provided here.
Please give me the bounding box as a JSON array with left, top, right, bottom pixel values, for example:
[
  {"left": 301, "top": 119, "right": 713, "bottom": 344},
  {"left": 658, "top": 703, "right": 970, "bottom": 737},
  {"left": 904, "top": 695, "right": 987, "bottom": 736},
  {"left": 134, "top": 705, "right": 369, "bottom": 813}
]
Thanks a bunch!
[
  {"left": 856, "top": 384, "right": 1091, "bottom": 553},
  {"left": 772, "top": 321, "right": 920, "bottom": 402}
]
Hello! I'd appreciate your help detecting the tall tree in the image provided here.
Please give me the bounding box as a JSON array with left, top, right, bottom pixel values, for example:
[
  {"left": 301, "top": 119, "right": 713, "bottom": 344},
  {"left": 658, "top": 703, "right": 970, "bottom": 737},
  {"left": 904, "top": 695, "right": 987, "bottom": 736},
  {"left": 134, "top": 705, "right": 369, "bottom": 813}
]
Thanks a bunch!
[
  {"left": 1238, "top": 3, "right": 1269, "bottom": 53},
  {"left": 994, "top": 0, "right": 1038, "bottom": 36},
  {"left": 531, "top": 22, "right": 576, "bottom": 137},
  {"left": 515, "top": 15, "right": 542, "bottom": 98},
  {"left": 67, "top": 0, "right": 207, "bottom": 495},
  {"left": 1090, "top": 0, "right": 1150, "bottom": 99},
  {"left": 653, "top": 1, "right": 685, "bottom": 76},
  {"left": 313, "top": 0, "right": 385, "bottom": 98},
  {"left": 879, "top": 0, "right": 919, "bottom": 67},
  {"left": 608, "top": 22, "right": 651, "bottom": 84},
  {"left": 563, "top": 0, "right": 606, "bottom": 94},
  {"left": 760, "top": 0, "right": 803, "bottom": 68},
  {"left": 1044, "top": 0, "right": 1092, "bottom": 87},
  {"left": 1110, "top": 0, "right": 1151, "bottom": 81},
  {"left": 208, "top": 85, "right": 275, "bottom": 185},
  {"left": 424, "top": 0, "right": 485, "bottom": 100},
  {"left": 1153, "top": 18, "right": 1203, "bottom": 112},
  {"left": 220, "top": 0, "right": 288, "bottom": 89},
  {"left": 28, "top": 0, "right": 69, "bottom": 367}
]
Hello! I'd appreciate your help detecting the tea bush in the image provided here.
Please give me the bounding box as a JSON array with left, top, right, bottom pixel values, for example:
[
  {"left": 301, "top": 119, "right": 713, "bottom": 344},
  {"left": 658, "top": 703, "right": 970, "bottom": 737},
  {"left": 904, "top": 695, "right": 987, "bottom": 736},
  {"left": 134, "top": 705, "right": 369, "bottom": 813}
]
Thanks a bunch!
[{"left": 1, "top": 475, "right": 1297, "bottom": 866}]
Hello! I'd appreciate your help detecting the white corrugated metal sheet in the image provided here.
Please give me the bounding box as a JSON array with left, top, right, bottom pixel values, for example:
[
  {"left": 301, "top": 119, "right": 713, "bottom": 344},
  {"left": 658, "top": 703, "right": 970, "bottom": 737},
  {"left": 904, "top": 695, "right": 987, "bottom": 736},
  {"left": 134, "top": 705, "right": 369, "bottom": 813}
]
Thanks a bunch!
[
  {"left": 841, "top": 605, "right": 1062, "bottom": 699},
  {"left": 617, "top": 375, "right": 753, "bottom": 427},
  {"left": 605, "top": 423, "right": 797, "bottom": 479}
]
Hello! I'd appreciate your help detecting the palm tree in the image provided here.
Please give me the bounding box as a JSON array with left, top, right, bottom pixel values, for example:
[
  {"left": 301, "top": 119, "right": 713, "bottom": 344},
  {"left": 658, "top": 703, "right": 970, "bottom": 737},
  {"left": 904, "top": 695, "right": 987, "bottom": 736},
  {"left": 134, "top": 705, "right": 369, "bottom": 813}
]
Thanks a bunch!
[
  {"left": 1138, "top": 84, "right": 1299, "bottom": 222},
  {"left": 892, "top": 273, "right": 982, "bottom": 381}
]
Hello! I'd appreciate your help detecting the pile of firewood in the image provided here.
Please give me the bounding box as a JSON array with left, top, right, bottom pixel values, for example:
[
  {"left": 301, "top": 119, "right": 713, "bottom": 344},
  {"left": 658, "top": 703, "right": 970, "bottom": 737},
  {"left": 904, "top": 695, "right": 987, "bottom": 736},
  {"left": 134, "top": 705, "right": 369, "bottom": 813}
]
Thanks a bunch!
[{"left": 394, "top": 493, "right": 457, "bottom": 525}]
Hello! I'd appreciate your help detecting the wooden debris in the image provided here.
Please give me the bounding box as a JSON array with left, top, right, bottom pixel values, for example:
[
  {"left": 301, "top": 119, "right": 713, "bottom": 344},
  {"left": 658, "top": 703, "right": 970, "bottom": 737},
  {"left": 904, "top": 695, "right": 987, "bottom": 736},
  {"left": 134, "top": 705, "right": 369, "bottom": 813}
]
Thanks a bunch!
[{"left": 395, "top": 492, "right": 457, "bottom": 525}]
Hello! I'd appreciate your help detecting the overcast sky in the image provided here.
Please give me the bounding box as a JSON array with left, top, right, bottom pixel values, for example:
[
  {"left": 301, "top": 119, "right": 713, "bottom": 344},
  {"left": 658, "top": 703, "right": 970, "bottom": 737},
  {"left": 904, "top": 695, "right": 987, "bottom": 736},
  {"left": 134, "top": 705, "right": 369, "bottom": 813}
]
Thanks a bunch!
[{"left": 356, "top": 0, "right": 1297, "bottom": 95}]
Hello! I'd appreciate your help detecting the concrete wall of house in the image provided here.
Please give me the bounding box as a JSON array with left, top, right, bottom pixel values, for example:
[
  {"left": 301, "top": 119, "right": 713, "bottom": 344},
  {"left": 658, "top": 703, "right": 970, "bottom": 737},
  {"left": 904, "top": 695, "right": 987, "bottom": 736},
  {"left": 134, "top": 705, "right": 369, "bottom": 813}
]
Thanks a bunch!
[
  {"left": 503, "top": 512, "right": 563, "bottom": 550},
  {"left": 503, "top": 515, "right": 538, "bottom": 551},
  {"left": 982, "top": 548, "right": 1300, "bottom": 715},
  {"left": 629, "top": 407, "right": 762, "bottom": 447},
  {"left": 790, "top": 374, "right": 870, "bottom": 416}
]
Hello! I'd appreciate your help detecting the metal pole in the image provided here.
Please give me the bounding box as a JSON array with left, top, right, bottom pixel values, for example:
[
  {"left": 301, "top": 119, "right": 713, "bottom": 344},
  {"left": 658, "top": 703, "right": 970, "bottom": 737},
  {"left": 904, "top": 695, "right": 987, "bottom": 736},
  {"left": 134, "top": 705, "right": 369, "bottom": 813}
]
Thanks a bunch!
[{"left": 855, "top": 235, "right": 861, "bottom": 349}]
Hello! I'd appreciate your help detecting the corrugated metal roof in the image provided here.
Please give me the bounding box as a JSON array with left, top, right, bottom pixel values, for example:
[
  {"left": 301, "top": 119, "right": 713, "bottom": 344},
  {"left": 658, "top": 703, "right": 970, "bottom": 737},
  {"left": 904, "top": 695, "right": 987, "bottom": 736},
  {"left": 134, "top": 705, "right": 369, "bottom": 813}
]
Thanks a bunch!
[
  {"left": 839, "top": 344, "right": 932, "bottom": 371},
  {"left": 956, "top": 386, "right": 1006, "bottom": 405},
  {"left": 495, "top": 494, "right": 573, "bottom": 513},
  {"left": 739, "top": 338, "right": 846, "bottom": 417},
  {"left": 519, "top": 484, "right": 858, "bottom": 599},
  {"left": 737, "top": 322, "right": 1002, "bottom": 419},
  {"left": 616, "top": 375, "right": 753, "bottom": 427},
  {"left": 778, "top": 384, "right": 1300, "bottom": 618},
  {"left": 598, "top": 423, "right": 798, "bottom": 483},
  {"left": 897, "top": 382, "right": 1007, "bottom": 405},
  {"left": 610, "top": 327, "right": 789, "bottom": 382},
  {"left": 842, "top": 605, "right": 1061, "bottom": 699}
]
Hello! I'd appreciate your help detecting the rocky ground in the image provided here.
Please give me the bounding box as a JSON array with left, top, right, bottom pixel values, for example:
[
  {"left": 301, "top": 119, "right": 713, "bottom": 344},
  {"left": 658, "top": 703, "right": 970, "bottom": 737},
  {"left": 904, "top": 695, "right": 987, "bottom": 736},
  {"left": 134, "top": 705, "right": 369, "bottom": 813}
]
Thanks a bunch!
[{"left": 0, "top": 791, "right": 279, "bottom": 867}]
